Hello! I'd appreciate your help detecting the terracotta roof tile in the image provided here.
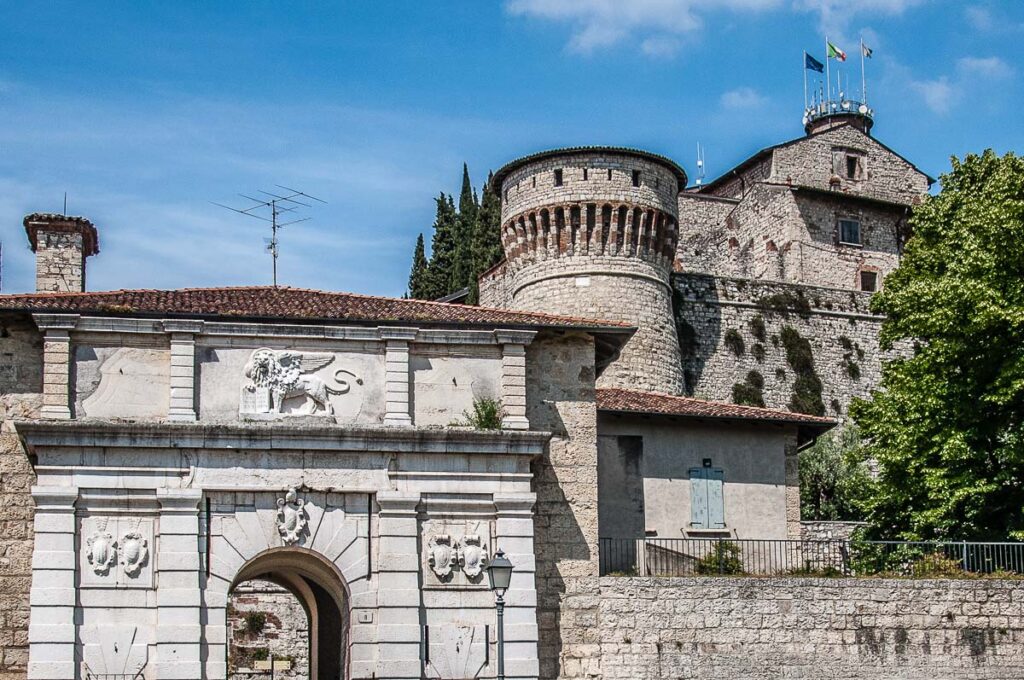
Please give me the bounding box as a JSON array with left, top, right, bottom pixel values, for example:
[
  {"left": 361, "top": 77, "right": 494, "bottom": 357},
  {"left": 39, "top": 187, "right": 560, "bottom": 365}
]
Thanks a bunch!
[
  {"left": 0, "top": 286, "right": 634, "bottom": 331},
  {"left": 596, "top": 387, "right": 836, "bottom": 427}
]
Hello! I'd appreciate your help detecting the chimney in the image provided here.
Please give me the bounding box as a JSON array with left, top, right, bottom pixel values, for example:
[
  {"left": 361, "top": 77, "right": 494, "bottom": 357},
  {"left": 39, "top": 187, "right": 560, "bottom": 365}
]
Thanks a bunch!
[{"left": 23, "top": 213, "right": 99, "bottom": 293}]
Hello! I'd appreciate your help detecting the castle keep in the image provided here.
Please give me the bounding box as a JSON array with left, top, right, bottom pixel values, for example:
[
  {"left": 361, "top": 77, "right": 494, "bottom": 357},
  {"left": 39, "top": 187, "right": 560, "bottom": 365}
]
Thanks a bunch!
[{"left": 3, "top": 106, "right": 1023, "bottom": 680}]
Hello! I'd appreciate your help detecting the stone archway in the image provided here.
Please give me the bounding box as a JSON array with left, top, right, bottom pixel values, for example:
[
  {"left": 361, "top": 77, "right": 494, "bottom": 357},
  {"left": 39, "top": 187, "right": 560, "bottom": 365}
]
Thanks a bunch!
[{"left": 230, "top": 548, "right": 351, "bottom": 680}]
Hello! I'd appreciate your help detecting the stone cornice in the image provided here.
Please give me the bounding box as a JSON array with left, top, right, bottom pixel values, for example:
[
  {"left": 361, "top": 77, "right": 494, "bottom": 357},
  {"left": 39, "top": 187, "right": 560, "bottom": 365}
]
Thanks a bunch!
[{"left": 15, "top": 420, "right": 551, "bottom": 456}]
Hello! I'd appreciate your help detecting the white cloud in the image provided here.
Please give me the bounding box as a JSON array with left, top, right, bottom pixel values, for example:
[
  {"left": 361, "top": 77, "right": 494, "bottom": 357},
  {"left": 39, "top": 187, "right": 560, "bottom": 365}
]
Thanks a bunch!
[
  {"left": 957, "top": 56, "right": 1012, "bottom": 79},
  {"left": 910, "top": 76, "right": 956, "bottom": 115},
  {"left": 505, "top": 0, "right": 780, "bottom": 55},
  {"left": 720, "top": 87, "right": 768, "bottom": 110},
  {"left": 793, "top": 0, "right": 928, "bottom": 38},
  {"left": 965, "top": 5, "right": 994, "bottom": 31}
]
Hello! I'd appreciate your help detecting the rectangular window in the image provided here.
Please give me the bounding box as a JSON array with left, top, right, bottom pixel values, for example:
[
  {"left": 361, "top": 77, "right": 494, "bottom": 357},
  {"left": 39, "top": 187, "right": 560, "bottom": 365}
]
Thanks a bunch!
[
  {"left": 860, "top": 271, "right": 878, "bottom": 292},
  {"left": 846, "top": 155, "right": 859, "bottom": 179},
  {"left": 554, "top": 169, "right": 563, "bottom": 187},
  {"left": 689, "top": 467, "right": 725, "bottom": 529},
  {"left": 632, "top": 170, "right": 641, "bottom": 187},
  {"left": 583, "top": 168, "right": 589, "bottom": 181},
  {"left": 532, "top": 176, "right": 536, "bottom": 188},
  {"left": 607, "top": 168, "right": 613, "bottom": 180},
  {"left": 839, "top": 218, "right": 861, "bottom": 245}
]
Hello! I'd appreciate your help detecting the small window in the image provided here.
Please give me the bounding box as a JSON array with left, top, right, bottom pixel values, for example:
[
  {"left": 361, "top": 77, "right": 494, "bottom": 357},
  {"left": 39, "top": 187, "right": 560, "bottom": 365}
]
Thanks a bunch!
[
  {"left": 554, "top": 169, "right": 563, "bottom": 187},
  {"left": 839, "top": 218, "right": 861, "bottom": 245},
  {"left": 504, "top": 189, "right": 509, "bottom": 201},
  {"left": 583, "top": 168, "right": 589, "bottom": 181},
  {"left": 860, "top": 271, "right": 878, "bottom": 292},
  {"left": 846, "top": 155, "right": 859, "bottom": 179},
  {"left": 532, "top": 176, "right": 536, "bottom": 188},
  {"left": 690, "top": 467, "right": 725, "bottom": 529},
  {"left": 607, "top": 168, "right": 613, "bottom": 180},
  {"left": 632, "top": 170, "right": 641, "bottom": 187}
]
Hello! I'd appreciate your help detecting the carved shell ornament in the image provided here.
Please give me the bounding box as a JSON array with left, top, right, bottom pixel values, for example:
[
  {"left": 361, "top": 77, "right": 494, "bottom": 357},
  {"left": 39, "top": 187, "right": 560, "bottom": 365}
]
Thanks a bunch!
[
  {"left": 276, "top": 489, "right": 307, "bottom": 545},
  {"left": 120, "top": 531, "right": 149, "bottom": 577},
  {"left": 428, "top": 535, "right": 458, "bottom": 579},
  {"left": 460, "top": 535, "right": 488, "bottom": 579},
  {"left": 86, "top": 518, "right": 118, "bottom": 576}
]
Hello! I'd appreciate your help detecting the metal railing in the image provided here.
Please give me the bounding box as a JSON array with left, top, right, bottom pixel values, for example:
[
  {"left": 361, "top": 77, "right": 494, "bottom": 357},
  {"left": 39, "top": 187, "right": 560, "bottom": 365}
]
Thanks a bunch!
[{"left": 599, "top": 537, "right": 1024, "bottom": 578}]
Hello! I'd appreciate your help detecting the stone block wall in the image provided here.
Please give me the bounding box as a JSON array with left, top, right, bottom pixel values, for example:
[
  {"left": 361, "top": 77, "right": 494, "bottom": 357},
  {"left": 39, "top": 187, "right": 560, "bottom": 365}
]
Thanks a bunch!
[
  {"left": 0, "top": 314, "right": 42, "bottom": 680},
  {"left": 227, "top": 580, "right": 309, "bottom": 680},
  {"left": 33, "top": 231, "right": 87, "bottom": 294},
  {"left": 673, "top": 273, "right": 904, "bottom": 416},
  {"left": 527, "top": 332, "right": 601, "bottom": 679},
  {"left": 598, "top": 576, "right": 1024, "bottom": 679}
]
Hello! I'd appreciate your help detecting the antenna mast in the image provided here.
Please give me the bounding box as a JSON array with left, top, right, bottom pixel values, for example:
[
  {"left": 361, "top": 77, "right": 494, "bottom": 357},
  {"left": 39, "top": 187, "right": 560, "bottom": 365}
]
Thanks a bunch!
[{"left": 213, "top": 185, "right": 326, "bottom": 287}]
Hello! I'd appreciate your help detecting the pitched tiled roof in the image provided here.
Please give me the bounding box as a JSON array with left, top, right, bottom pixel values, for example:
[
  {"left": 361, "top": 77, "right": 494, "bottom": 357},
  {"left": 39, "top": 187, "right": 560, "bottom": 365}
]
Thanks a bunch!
[
  {"left": 0, "top": 286, "right": 634, "bottom": 331},
  {"left": 596, "top": 387, "right": 836, "bottom": 428}
]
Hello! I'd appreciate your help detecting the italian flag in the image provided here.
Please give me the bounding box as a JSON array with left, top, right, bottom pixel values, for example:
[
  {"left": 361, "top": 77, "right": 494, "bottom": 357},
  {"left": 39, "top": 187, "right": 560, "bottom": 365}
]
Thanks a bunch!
[{"left": 827, "top": 41, "right": 847, "bottom": 62}]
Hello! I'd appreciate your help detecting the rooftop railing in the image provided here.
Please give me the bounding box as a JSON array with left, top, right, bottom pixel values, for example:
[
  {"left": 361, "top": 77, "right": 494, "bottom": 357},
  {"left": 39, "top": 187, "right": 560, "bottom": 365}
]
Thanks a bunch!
[{"left": 599, "top": 537, "right": 1024, "bottom": 579}]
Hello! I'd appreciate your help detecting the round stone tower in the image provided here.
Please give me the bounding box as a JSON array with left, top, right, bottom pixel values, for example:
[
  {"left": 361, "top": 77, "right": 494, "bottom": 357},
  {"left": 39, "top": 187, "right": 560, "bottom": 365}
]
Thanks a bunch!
[{"left": 492, "top": 147, "right": 686, "bottom": 394}]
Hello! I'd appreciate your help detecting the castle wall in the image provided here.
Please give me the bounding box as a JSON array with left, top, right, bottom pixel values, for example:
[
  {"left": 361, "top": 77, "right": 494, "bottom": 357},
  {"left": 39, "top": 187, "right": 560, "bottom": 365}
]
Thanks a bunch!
[
  {"left": 512, "top": 257, "right": 683, "bottom": 394},
  {"left": 675, "top": 193, "right": 737, "bottom": 275},
  {"left": 501, "top": 154, "right": 678, "bottom": 222},
  {"left": 673, "top": 274, "right": 902, "bottom": 416},
  {"left": 699, "top": 155, "right": 773, "bottom": 200},
  {"left": 526, "top": 332, "right": 602, "bottom": 680},
  {"left": 598, "top": 577, "right": 1024, "bottom": 679},
  {"left": 772, "top": 126, "right": 931, "bottom": 205},
  {"left": 227, "top": 580, "right": 309, "bottom": 679},
  {"left": 0, "top": 314, "right": 41, "bottom": 680}
]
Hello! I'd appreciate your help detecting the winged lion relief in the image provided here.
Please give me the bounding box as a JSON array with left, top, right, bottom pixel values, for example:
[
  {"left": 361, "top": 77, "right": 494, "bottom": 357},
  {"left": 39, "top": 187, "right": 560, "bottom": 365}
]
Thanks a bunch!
[{"left": 240, "top": 348, "right": 363, "bottom": 416}]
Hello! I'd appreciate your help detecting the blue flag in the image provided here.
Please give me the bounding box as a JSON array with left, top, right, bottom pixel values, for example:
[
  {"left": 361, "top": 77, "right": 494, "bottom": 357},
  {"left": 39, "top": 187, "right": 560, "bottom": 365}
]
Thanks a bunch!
[{"left": 805, "top": 52, "right": 824, "bottom": 73}]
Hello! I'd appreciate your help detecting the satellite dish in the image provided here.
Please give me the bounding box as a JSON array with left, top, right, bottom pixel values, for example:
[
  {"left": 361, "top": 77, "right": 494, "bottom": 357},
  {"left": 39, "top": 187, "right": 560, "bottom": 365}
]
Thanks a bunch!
[{"left": 858, "top": 104, "right": 868, "bottom": 114}]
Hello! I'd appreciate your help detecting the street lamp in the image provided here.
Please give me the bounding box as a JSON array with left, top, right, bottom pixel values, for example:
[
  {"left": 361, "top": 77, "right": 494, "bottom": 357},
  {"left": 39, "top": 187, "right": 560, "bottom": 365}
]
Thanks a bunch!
[{"left": 485, "top": 549, "right": 514, "bottom": 680}]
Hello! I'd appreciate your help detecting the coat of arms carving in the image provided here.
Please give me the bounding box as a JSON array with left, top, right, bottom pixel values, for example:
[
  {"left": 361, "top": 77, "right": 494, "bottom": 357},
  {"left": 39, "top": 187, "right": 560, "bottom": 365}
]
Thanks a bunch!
[
  {"left": 459, "top": 535, "right": 488, "bottom": 579},
  {"left": 86, "top": 518, "right": 118, "bottom": 576},
  {"left": 276, "top": 489, "right": 307, "bottom": 545},
  {"left": 120, "top": 531, "right": 149, "bottom": 577},
  {"left": 427, "top": 534, "right": 458, "bottom": 579},
  {"left": 241, "top": 348, "right": 362, "bottom": 416}
]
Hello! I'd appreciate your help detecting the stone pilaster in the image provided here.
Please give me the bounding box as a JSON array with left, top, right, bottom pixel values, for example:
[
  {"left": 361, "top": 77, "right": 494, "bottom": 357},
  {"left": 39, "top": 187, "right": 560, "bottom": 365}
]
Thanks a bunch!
[
  {"left": 155, "top": 488, "right": 204, "bottom": 679},
  {"left": 27, "top": 486, "right": 78, "bottom": 680},
  {"left": 380, "top": 328, "right": 417, "bottom": 427},
  {"left": 163, "top": 320, "right": 204, "bottom": 422},
  {"left": 375, "top": 491, "right": 421, "bottom": 679},
  {"left": 33, "top": 314, "right": 78, "bottom": 420},
  {"left": 496, "top": 330, "right": 536, "bottom": 431},
  {"left": 494, "top": 493, "right": 540, "bottom": 680}
]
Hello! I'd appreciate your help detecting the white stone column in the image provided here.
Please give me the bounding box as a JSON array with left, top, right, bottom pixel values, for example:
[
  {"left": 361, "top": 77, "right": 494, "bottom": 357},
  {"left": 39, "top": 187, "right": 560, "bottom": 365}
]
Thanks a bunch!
[
  {"left": 380, "top": 328, "right": 417, "bottom": 427},
  {"left": 163, "top": 320, "right": 203, "bottom": 422},
  {"left": 33, "top": 314, "right": 78, "bottom": 420},
  {"left": 494, "top": 493, "right": 540, "bottom": 680},
  {"left": 27, "top": 486, "right": 78, "bottom": 680},
  {"left": 375, "top": 491, "right": 422, "bottom": 679},
  {"left": 155, "top": 488, "right": 204, "bottom": 679},
  {"left": 496, "top": 330, "right": 536, "bottom": 430}
]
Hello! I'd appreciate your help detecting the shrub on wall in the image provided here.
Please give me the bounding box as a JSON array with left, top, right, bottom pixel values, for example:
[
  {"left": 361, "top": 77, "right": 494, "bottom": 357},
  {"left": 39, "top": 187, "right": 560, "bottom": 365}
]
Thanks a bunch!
[
  {"left": 695, "top": 541, "right": 745, "bottom": 575},
  {"left": 724, "top": 328, "right": 745, "bottom": 356},
  {"left": 781, "top": 326, "right": 825, "bottom": 416},
  {"left": 732, "top": 370, "right": 765, "bottom": 408},
  {"left": 749, "top": 314, "right": 767, "bottom": 342}
]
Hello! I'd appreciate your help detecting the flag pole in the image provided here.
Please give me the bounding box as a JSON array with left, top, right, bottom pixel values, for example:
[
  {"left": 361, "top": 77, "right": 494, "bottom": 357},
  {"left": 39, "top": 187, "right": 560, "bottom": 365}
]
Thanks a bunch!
[
  {"left": 825, "top": 36, "right": 831, "bottom": 106},
  {"left": 860, "top": 37, "right": 867, "bottom": 104},
  {"left": 803, "top": 51, "right": 808, "bottom": 110}
]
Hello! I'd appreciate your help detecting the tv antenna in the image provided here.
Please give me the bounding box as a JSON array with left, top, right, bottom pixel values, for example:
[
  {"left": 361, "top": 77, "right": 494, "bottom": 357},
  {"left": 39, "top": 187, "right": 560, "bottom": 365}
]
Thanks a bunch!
[
  {"left": 213, "top": 185, "right": 326, "bottom": 287},
  {"left": 694, "top": 143, "right": 706, "bottom": 187}
]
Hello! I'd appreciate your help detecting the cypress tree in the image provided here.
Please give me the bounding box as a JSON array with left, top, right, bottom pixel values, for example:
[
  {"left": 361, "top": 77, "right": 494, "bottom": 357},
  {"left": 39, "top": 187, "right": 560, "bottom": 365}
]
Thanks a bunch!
[
  {"left": 452, "top": 163, "right": 479, "bottom": 294},
  {"left": 407, "top": 233, "right": 429, "bottom": 299},
  {"left": 424, "top": 193, "right": 458, "bottom": 300},
  {"left": 468, "top": 171, "right": 504, "bottom": 303}
]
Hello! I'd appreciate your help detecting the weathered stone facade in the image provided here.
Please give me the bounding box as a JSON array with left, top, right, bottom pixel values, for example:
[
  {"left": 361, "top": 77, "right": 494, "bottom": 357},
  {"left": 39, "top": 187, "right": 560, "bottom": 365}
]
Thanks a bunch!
[
  {"left": 599, "top": 577, "right": 1024, "bottom": 679},
  {"left": 228, "top": 580, "right": 309, "bottom": 680},
  {"left": 22, "top": 214, "right": 99, "bottom": 294},
  {"left": 673, "top": 273, "right": 905, "bottom": 415}
]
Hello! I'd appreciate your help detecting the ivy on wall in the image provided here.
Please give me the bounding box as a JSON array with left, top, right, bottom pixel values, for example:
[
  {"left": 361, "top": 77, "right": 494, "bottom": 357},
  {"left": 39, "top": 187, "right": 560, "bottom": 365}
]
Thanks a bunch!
[
  {"left": 732, "top": 370, "right": 766, "bottom": 407},
  {"left": 781, "top": 325, "right": 825, "bottom": 416}
]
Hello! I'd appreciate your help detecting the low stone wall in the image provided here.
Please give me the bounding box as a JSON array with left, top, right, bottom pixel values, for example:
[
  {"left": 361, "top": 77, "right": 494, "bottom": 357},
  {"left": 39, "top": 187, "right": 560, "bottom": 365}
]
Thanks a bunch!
[{"left": 598, "top": 576, "right": 1024, "bottom": 679}]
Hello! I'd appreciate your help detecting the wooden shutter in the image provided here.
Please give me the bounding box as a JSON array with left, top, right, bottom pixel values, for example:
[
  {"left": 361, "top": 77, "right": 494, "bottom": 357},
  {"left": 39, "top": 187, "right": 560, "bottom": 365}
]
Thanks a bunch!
[
  {"left": 690, "top": 467, "right": 725, "bottom": 530},
  {"left": 707, "top": 468, "right": 725, "bottom": 529}
]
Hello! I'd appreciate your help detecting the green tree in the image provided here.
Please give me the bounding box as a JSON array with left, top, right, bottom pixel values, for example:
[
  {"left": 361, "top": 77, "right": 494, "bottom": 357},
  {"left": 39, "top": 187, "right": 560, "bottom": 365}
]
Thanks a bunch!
[
  {"left": 407, "top": 233, "right": 429, "bottom": 299},
  {"left": 469, "top": 171, "right": 504, "bottom": 304},
  {"left": 799, "top": 425, "right": 871, "bottom": 521},
  {"left": 850, "top": 150, "right": 1024, "bottom": 540},
  {"left": 423, "top": 193, "right": 458, "bottom": 300},
  {"left": 451, "top": 164, "right": 479, "bottom": 295}
]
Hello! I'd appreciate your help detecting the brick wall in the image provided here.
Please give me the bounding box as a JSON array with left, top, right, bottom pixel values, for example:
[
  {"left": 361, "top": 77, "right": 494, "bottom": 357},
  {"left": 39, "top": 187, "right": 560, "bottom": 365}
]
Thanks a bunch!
[
  {"left": 0, "top": 314, "right": 42, "bottom": 680},
  {"left": 673, "top": 274, "right": 906, "bottom": 415},
  {"left": 599, "top": 576, "right": 1024, "bottom": 679}
]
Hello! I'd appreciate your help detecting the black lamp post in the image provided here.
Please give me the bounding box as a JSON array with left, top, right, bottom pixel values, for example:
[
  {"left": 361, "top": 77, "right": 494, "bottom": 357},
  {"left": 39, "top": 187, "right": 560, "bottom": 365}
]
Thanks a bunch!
[{"left": 485, "top": 549, "right": 514, "bottom": 680}]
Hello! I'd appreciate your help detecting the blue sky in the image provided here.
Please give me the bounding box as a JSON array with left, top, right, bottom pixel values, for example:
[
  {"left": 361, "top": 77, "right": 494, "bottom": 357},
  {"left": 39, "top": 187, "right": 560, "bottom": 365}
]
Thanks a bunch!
[{"left": 0, "top": 1, "right": 1020, "bottom": 296}]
